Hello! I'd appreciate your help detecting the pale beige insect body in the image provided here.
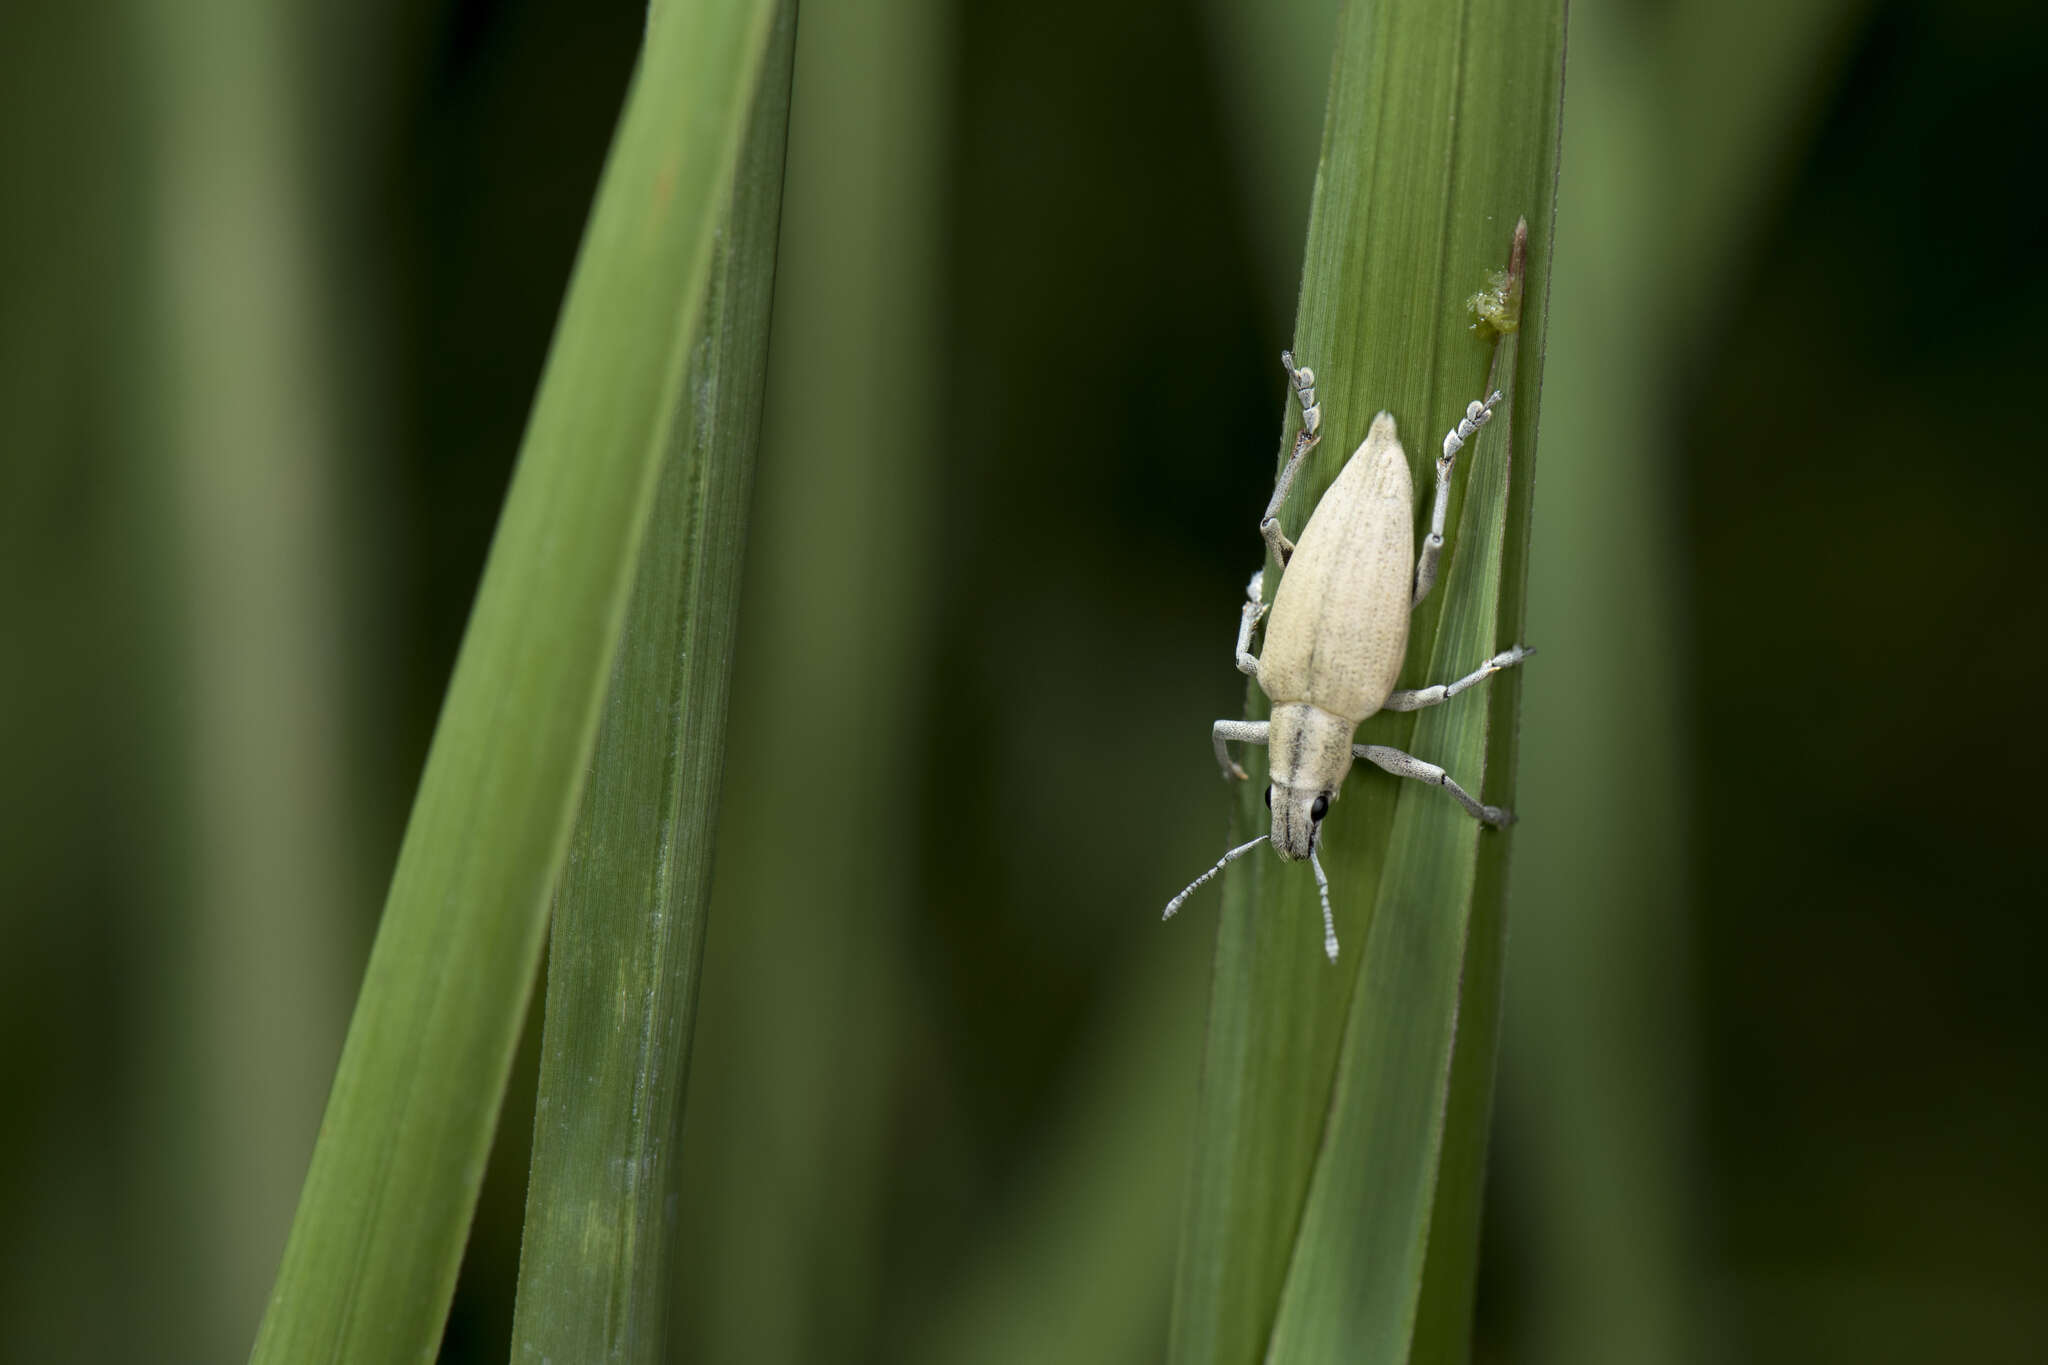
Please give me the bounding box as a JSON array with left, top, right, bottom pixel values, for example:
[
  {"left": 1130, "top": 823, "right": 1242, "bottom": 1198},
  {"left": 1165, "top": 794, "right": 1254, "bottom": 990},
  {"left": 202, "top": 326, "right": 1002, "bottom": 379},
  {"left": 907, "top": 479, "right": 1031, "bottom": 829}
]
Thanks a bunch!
[
  {"left": 1258, "top": 411, "right": 1413, "bottom": 858},
  {"left": 1165, "top": 352, "right": 1534, "bottom": 962}
]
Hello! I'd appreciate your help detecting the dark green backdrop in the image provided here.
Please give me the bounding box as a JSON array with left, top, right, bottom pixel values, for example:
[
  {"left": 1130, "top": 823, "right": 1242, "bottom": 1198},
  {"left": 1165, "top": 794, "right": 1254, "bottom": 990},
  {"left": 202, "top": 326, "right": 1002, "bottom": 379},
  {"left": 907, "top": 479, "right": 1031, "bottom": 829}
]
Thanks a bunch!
[{"left": 1, "top": 0, "right": 2042, "bottom": 1361}]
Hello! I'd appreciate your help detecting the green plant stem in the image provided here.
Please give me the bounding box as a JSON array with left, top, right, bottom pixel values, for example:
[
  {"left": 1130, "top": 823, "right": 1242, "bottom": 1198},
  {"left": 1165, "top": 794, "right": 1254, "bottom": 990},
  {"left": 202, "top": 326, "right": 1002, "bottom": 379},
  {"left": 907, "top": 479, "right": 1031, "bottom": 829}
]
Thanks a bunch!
[
  {"left": 1169, "top": 2, "right": 1565, "bottom": 1362},
  {"left": 248, "top": 4, "right": 779, "bottom": 1359},
  {"left": 505, "top": 4, "right": 796, "bottom": 1360}
]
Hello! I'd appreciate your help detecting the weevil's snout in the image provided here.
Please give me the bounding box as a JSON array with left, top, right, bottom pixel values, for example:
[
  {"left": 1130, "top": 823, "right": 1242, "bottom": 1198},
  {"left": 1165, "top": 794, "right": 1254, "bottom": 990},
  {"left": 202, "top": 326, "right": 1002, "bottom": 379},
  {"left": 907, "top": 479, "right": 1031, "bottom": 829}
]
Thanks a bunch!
[{"left": 1264, "top": 783, "right": 1331, "bottom": 861}]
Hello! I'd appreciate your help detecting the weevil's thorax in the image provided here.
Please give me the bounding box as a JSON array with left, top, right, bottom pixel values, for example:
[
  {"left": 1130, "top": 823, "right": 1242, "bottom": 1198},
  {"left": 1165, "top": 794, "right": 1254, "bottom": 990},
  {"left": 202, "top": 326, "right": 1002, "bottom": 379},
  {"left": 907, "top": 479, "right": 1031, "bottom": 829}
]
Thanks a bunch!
[{"left": 1266, "top": 702, "right": 1356, "bottom": 859}]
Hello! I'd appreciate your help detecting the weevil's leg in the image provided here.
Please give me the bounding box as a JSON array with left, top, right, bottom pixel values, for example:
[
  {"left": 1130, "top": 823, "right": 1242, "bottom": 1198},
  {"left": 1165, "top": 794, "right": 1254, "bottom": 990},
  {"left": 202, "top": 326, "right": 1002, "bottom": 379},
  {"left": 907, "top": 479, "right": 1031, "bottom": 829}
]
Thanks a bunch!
[
  {"left": 1412, "top": 388, "right": 1505, "bottom": 607},
  {"left": 1214, "top": 720, "right": 1270, "bottom": 782},
  {"left": 1234, "top": 569, "right": 1267, "bottom": 676},
  {"left": 1259, "top": 352, "right": 1324, "bottom": 567},
  {"left": 1354, "top": 743, "right": 1513, "bottom": 826},
  {"left": 1381, "top": 645, "right": 1535, "bottom": 712}
]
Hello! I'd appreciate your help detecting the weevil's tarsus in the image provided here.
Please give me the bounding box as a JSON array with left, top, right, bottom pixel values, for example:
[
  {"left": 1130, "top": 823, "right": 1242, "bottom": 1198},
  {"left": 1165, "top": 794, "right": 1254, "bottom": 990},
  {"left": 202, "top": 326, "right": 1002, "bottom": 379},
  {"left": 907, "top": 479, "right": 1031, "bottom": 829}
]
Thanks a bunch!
[
  {"left": 1382, "top": 644, "right": 1535, "bottom": 712},
  {"left": 1413, "top": 387, "right": 1505, "bottom": 607},
  {"left": 1309, "top": 841, "right": 1339, "bottom": 962},
  {"left": 1211, "top": 718, "right": 1269, "bottom": 782},
  {"left": 1354, "top": 743, "right": 1513, "bottom": 827},
  {"left": 1234, "top": 570, "right": 1267, "bottom": 677},
  {"left": 1280, "top": 351, "right": 1320, "bottom": 436},
  {"left": 1260, "top": 352, "right": 1325, "bottom": 568},
  {"left": 1442, "top": 393, "right": 1504, "bottom": 465},
  {"left": 1164, "top": 834, "right": 1269, "bottom": 920}
]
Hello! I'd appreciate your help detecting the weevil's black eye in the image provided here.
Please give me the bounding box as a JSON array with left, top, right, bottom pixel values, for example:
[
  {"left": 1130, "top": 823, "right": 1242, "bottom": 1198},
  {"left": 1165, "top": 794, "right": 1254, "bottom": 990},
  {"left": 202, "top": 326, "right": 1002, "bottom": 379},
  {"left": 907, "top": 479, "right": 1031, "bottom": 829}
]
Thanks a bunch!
[
  {"left": 1264, "top": 786, "right": 1274, "bottom": 809},
  {"left": 1310, "top": 794, "right": 1330, "bottom": 822}
]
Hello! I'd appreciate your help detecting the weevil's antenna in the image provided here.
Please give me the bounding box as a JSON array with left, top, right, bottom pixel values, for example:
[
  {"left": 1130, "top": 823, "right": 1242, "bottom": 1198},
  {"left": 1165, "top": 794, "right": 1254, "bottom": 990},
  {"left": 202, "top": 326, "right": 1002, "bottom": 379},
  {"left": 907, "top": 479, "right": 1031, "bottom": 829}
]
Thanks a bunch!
[
  {"left": 1309, "top": 842, "right": 1339, "bottom": 962},
  {"left": 1163, "top": 836, "right": 1268, "bottom": 920}
]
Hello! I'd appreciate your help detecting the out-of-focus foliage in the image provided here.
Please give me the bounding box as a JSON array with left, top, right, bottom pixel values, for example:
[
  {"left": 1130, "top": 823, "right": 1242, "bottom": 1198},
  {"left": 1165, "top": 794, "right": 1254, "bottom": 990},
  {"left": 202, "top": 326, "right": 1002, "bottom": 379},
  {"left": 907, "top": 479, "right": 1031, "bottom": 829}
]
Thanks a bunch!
[{"left": 2, "top": 0, "right": 2045, "bottom": 1361}]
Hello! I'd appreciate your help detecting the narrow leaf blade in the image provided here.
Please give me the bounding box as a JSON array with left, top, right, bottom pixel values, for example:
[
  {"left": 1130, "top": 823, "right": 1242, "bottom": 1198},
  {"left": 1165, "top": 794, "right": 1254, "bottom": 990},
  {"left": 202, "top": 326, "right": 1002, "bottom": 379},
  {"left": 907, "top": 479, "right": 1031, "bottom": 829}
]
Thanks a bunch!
[
  {"left": 250, "top": 4, "right": 780, "bottom": 1359},
  {"left": 505, "top": 4, "right": 798, "bottom": 1360},
  {"left": 1170, "top": 2, "right": 1565, "bottom": 1361}
]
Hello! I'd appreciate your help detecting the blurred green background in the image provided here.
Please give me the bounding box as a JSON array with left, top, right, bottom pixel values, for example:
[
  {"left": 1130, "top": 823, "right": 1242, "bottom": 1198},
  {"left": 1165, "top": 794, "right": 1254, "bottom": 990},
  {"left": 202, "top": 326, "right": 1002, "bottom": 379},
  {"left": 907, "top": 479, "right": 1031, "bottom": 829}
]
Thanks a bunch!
[{"left": 3, "top": 0, "right": 2044, "bottom": 1362}]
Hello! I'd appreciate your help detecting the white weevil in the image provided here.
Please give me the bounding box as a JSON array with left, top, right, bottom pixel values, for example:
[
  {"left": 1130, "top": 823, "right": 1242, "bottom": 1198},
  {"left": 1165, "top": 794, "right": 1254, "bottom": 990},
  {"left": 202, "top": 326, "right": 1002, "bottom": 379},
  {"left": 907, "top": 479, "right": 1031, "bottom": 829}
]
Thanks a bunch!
[{"left": 1164, "top": 352, "right": 1534, "bottom": 961}]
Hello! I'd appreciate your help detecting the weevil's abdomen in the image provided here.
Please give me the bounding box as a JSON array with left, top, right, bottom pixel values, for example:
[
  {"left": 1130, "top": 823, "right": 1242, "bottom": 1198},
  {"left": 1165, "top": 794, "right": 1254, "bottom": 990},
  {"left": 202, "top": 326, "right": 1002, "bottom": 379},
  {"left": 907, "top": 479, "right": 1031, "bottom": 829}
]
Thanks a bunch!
[{"left": 1256, "top": 411, "right": 1414, "bottom": 721}]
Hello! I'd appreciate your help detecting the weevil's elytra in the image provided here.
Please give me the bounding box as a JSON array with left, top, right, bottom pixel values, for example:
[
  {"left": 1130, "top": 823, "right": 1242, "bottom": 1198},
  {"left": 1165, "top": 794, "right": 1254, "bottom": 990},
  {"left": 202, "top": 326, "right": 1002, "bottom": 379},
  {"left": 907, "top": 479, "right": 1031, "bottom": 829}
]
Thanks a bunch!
[
  {"left": 1164, "top": 348, "right": 1535, "bottom": 962},
  {"left": 1259, "top": 411, "right": 1413, "bottom": 749}
]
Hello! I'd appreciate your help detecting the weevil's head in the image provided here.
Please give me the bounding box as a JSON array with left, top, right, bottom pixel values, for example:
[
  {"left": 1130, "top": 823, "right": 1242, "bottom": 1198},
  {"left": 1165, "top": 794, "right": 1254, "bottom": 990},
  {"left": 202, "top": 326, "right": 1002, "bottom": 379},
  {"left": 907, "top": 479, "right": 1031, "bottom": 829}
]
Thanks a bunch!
[
  {"left": 1265, "top": 782, "right": 1332, "bottom": 861},
  {"left": 1164, "top": 702, "right": 1351, "bottom": 959},
  {"left": 1264, "top": 703, "right": 1357, "bottom": 859}
]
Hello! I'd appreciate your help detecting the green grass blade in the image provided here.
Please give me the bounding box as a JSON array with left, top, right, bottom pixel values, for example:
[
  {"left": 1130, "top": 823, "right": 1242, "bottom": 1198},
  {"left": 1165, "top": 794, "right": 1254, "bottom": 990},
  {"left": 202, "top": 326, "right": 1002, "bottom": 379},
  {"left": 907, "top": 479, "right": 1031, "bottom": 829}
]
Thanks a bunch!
[
  {"left": 1278, "top": 286, "right": 1528, "bottom": 1364},
  {"left": 248, "top": 3, "right": 779, "bottom": 1360},
  {"left": 505, "top": 4, "right": 796, "bottom": 1359},
  {"left": 1169, "top": 3, "right": 1564, "bottom": 1362},
  {"left": 1404, "top": 300, "right": 1532, "bottom": 1364}
]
